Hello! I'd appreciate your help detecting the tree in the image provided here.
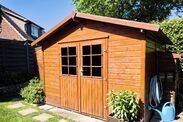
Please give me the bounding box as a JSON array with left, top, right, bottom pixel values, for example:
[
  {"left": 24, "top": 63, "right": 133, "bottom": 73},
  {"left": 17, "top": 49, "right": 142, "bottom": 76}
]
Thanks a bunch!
[
  {"left": 160, "top": 18, "right": 183, "bottom": 70},
  {"left": 73, "top": 0, "right": 183, "bottom": 22}
]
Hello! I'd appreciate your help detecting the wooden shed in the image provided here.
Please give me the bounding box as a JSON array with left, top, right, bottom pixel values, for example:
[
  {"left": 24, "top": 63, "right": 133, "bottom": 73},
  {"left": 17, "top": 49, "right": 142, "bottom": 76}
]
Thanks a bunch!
[{"left": 32, "top": 11, "right": 180, "bottom": 121}]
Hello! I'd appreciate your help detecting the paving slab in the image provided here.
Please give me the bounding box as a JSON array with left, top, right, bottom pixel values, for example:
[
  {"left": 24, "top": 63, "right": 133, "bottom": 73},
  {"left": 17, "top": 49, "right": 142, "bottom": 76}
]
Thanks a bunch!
[
  {"left": 59, "top": 119, "right": 68, "bottom": 122},
  {"left": 39, "top": 104, "right": 54, "bottom": 110},
  {"left": 7, "top": 103, "right": 25, "bottom": 109},
  {"left": 49, "top": 107, "right": 104, "bottom": 122},
  {"left": 32, "top": 113, "right": 54, "bottom": 122},
  {"left": 18, "top": 108, "right": 38, "bottom": 116}
]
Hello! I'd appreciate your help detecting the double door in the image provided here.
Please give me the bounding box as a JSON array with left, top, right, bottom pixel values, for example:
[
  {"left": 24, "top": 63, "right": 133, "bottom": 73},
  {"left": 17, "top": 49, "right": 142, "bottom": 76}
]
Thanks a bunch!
[{"left": 60, "top": 39, "right": 107, "bottom": 118}]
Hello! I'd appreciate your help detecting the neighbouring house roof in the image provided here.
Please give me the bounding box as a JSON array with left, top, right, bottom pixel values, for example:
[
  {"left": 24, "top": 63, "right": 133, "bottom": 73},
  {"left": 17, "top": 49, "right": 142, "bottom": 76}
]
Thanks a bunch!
[
  {"left": 0, "top": 5, "right": 44, "bottom": 29},
  {"left": 0, "top": 4, "right": 44, "bottom": 41},
  {"left": 2, "top": 13, "right": 33, "bottom": 41},
  {"left": 31, "top": 10, "right": 172, "bottom": 46}
]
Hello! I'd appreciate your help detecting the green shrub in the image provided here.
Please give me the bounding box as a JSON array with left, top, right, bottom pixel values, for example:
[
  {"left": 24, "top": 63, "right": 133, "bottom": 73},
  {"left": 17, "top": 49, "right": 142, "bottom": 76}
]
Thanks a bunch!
[
  {"left": 160, "top": 18, "right": 183, "bottom": 70},
  {"left": 108, "top": 90, "right": 139, "bottom": 121},
  {"left": 20, "top": 77, "right": 44, "bottom": 104}
]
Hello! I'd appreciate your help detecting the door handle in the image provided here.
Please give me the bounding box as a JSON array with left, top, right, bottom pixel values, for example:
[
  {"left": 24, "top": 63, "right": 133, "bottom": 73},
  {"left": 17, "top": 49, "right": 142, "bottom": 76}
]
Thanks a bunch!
[{"left": 80, "top": 69, "right": 87, "bottom": 72}]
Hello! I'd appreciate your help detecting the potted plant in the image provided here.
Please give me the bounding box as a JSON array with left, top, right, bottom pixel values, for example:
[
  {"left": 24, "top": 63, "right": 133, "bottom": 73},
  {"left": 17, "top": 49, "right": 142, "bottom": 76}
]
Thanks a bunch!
[{"left": 107, "top": 90, "right": 139, "bottom": 122}]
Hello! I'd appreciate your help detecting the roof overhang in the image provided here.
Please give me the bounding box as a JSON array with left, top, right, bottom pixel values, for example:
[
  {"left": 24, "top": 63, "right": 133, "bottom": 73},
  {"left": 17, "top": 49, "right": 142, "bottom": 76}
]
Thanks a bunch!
[{"left": 31, "top": 10, "right": 172, "bottom": 46}]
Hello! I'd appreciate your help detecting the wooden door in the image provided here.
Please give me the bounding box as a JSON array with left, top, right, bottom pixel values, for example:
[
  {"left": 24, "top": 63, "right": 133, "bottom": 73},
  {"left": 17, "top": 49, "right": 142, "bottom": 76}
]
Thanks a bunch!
[
  {"left": 80, "top": 39, "right": 106, "bottom": 118},
  {"left": 59, "top": 39, "right": 107, "bottom": 118},
  {"left": 60, "top": 43, "right": 79, "bottom": 111}
]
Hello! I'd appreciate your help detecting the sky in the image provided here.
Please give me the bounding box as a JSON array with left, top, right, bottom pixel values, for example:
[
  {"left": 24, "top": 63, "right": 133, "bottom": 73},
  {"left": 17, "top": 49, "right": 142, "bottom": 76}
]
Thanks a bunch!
[
  {"left": 0, "top": 0, "right": 74, "bottom": 31},
  {"left": 0, "top": 0, "right": 181, "bottom": 31}
]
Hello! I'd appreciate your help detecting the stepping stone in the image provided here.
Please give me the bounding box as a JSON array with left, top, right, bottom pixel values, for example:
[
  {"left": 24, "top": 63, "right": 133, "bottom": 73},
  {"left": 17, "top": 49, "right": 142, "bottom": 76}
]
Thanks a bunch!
[
  {"left": 32, "top": 113, "right": 54, "bottom": 122},
  {"left": 39, "top": 105, "right": 54, "bottom": 110},
  {"left": 59, "top": 119, "right": 68, "bottom": 122},
  {"left": 18, "top": 108, "right": 38, "bottom": 116},
  {"left": 7, "top": 103, "right": 25, "bottom": 109}
]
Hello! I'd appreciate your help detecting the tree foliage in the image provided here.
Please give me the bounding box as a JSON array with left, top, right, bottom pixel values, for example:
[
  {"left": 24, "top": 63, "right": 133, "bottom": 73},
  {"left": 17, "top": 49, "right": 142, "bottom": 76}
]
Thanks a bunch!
[
  {"left": 160, "top": 18, "right": 183, "bottom": 69},
  {"left": 73, "top": 0, "right": 183, "bottom": 22}
]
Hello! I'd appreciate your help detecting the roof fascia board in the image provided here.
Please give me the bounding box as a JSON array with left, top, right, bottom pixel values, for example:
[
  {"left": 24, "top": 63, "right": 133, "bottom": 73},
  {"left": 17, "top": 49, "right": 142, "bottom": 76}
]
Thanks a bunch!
[
  {"left": 31, "top": 11, "right": 75, "bottom": 46},
  {"left": 1, "top": 7, "right": 27, "bottom": 21},
  {"left": 76, "top": 12, "right": 160, "bottom": 32}
]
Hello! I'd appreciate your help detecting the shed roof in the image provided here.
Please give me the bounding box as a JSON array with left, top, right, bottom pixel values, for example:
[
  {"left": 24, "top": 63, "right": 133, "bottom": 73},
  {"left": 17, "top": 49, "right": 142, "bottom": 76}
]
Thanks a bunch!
[{"left": 31, "top": 11, "right": 172, "bottom": 46}]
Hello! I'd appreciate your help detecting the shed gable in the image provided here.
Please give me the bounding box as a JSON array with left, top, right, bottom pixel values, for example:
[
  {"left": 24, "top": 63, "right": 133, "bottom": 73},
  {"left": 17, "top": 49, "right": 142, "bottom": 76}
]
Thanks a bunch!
[{"left": 41, "top": 18, "right": 146, "bottom": 113}]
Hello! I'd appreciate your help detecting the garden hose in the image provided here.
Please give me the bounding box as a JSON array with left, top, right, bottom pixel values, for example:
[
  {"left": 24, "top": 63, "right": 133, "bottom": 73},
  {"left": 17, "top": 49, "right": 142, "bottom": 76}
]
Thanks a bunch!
[{"left": 149, "top": 75, "right": 163, "bottom": 107}]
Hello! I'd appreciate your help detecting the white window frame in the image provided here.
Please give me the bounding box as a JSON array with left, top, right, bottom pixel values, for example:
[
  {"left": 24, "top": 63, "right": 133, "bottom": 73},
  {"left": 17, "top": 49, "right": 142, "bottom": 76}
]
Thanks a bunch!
[{"left": 31, "top": 24, "right": 39, "bottom": 37}]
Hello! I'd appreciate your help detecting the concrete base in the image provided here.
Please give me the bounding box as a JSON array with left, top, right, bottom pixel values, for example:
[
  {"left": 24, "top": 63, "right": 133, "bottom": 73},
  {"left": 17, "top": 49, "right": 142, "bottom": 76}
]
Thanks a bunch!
[{"left": 39, "top": 104, "right": 104, "bottom": 122}]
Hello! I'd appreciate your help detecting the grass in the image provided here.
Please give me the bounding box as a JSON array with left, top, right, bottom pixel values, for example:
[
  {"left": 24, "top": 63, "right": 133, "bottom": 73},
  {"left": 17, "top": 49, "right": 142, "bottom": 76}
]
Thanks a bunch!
[{"left": 0, "top": 99, "right": 75, "bottom": 122}]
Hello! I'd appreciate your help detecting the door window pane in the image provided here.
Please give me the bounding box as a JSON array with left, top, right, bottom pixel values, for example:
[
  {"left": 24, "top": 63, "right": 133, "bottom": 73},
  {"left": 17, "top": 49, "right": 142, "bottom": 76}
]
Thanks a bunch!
[
  {"left": 83, "top": 56, "right": 90, "bottom": 66},
  {"left": 69, "top": 47, "right": 76, "bottom": 55},
  {"left": 69, "top": 67, "right": 76, "bottom": 75},
  {"left": 83, "top": 67, "right": 90, "bottom": 76},
  {"left": 92, "top": 44, "right": 101, "bottom": 54},
  {"left": 62, "top": 66, "right": 68, "bottom": 74},
  {"left": 69, "top": 57, "right": 76, "bottom": 65},
  {"left": 83, "top": 46, "right": 90, "bottom": 55},
  {"left": 92, "top": 56, "right": 101, "bottom": 66},
  {"left": 62, "top": 57, "right": 68, "bottom": 65},
  {"left": 92, "top": 67, "right": 101, "bottom": 76},
  {"left": 61, "top": 48, "right": 67, "bottom": 56}
]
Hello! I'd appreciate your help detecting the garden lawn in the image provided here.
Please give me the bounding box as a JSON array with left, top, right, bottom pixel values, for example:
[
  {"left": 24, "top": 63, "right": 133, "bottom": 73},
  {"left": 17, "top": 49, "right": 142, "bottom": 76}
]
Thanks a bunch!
[{"left": 0, "top": 100, "right": 74, "bottom": 122}]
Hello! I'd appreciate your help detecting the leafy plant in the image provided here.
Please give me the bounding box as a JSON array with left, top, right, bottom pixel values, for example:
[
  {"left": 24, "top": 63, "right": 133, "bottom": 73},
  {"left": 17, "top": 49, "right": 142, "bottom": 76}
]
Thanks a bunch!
[
  {"left": 108, "top": 90, "right": 139, "bottom": 121},
  {"left": 20, "top": 77, "right": 44, "bottom": 104},
  {"left": 159, "top": 18, "right": 183, "bottom": 70}
]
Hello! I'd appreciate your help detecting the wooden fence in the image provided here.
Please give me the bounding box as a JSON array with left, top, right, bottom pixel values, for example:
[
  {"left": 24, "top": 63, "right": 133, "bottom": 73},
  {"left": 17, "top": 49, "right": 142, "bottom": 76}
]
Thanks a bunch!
[{"left": 0, "top": 39, "right": 39, "bottom": 74}]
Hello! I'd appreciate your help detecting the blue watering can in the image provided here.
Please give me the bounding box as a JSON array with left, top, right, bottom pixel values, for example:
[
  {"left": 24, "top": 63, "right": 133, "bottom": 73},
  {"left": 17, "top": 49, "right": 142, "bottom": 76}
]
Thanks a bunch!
[{"left": 149, "top": 102, "right": 175, "bottom": 122}]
